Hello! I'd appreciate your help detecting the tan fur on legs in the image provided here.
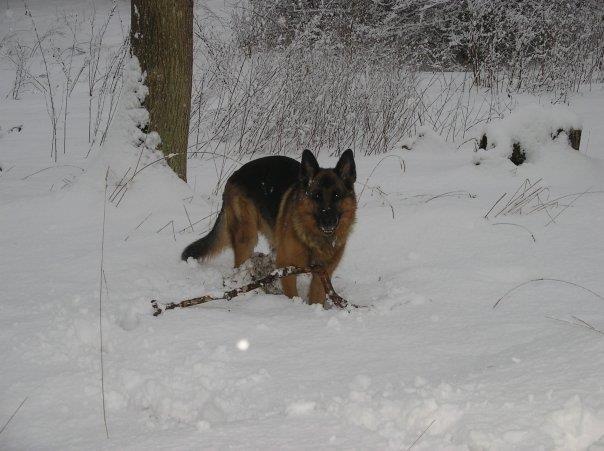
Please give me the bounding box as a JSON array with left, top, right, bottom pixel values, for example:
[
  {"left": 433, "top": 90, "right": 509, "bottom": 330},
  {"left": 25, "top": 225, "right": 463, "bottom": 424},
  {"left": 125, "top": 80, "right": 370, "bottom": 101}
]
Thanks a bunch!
[
  {"left": 224, "top": 185, "right": 260, "bottom": 268},
  {"left": 308, "top": 247, "right": 344, "bottom": 305},
  {"left": 275, "top": 230, "right": 308, "bottom": 298},
  {"left": 275, "top": 189, "right": 310, "bottom": 298}
]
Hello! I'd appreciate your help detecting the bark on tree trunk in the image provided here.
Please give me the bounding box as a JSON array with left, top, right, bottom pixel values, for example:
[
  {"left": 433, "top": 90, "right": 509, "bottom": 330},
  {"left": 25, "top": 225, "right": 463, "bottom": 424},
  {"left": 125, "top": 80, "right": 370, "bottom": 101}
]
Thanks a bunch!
[{"left": 131, "top": 0, "right": 193, "bottom": 181}]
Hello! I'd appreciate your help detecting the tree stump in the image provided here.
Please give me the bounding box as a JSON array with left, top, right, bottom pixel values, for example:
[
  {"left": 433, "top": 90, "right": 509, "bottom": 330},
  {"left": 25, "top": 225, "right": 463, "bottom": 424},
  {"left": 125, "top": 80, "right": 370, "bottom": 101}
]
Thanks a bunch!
[
  {"left": 478, "top": 134, "right": 488, "bottom": 150},
  {"left": 509, "top": 142, "right": 526, "bottom": 166},
  {"left": 568, "top": 128, "right": 582, "bottom": 151}
]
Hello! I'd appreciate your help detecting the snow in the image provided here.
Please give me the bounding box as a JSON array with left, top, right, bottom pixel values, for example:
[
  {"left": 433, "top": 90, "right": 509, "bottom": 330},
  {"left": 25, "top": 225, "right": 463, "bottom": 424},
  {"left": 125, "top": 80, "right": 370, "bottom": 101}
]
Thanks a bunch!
[{"left": 1, "top": 1, "right": 604, "bottom": 450}]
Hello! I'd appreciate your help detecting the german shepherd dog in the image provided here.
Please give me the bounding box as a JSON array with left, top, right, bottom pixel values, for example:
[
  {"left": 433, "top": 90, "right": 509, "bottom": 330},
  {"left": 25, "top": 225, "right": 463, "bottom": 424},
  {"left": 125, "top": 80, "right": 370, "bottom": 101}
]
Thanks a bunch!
[{"left": 181, "top": 149, "right": 357, "bottom": 304}]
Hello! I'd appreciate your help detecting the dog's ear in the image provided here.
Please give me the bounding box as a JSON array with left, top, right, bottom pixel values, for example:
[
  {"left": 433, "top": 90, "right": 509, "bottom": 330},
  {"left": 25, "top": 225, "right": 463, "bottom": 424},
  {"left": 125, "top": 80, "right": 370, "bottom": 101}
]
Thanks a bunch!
[
  {"left": 335, "top": 149, "right": 356, "bottom": 188},
  {"left": 300, "top": 149, "right": 319, "bottom": 188}
]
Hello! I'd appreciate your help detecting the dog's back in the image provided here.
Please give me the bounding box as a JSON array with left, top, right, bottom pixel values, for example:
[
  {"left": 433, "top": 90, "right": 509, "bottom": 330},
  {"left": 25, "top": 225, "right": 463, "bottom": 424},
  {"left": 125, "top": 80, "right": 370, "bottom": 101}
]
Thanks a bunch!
[
  {"left": 181, "top": 156, "right": 299, "bottom": 262},
  {"left": 227, "top": 156, "right": 299, "bottom": 227}
]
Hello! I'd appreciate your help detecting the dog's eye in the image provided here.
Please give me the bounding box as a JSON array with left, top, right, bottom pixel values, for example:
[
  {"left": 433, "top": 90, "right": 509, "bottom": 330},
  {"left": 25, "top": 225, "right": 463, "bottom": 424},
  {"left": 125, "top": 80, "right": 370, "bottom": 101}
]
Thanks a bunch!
[
  {"left": 313, "top": 192, "right": 321, "bottom": 200},
  {"left": 334, "top": 192, "right": 341, "bottom": 200}
]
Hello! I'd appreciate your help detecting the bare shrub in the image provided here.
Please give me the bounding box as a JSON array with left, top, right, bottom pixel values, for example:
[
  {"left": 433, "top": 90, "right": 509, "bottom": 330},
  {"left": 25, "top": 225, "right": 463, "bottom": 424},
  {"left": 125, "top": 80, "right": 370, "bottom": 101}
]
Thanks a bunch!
[
  {"left": 24, "top": 4, "right": 60, "bottom": 162},
  {"left": 85, "top": 2, "right": 129, "bottom": 153},
  {"left": 413, "top": 72, "right": 515, "bottom": 144},
  {"left": 1, "top": 2, "right": 127, "bottom": 161},
  {"left": 3, "top": 39, "right": 34, "bottom": 100},
  {"left": 54, "top": 11, "right": 87, "bottom": 156},
  {"left": 192, "top": 25, "right": 419, "bottom": 157},
  {"left": 87, "top": 36, "right": 129, "bottom": 152}
]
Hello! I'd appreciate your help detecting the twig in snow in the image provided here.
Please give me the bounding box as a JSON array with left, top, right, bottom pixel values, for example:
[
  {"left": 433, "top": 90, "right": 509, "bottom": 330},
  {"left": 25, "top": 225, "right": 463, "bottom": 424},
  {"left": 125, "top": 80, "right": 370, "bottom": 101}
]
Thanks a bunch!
[
  {"left": 0, "top": 397, "right": 28, "bottom": 436},
  {"left": 21, "top": 165, "right": 85, "bottom": 180},
  {"left": 114, "top": 185, "right": 128, "bottom": 207},
  {"left": 156, "top": 220, "right": 174, "bottom": 234},
  {"left": 177, "top": 212, "right": 218, "bottom": 234},
  {"left": 132, "top": 153, "right": 178, "bottom": 178},
  {"left": 124, "top": 212, "right": 152, "bottom": 241},
  {"left": 495, "top": 178, "right": 545, "bottom": 217},
  {"left": 357, "top": 184, "right": 396, "bottom": 219},
  {"left": 357, "top": 155, "right": 405, "bottom": 202},
  {"left": 108, "top": 166, "right": 131, "bottom": 203},
  {"left": 183, "top": 204, "right": 194, "bottom": 232},
  {"left": 544, "top": 186, "right": 592, "bottom": 227},
  {"left": 484, "top": 192, "right": 506, "bottom": 219},
  {"left": 492, "top": 222, "right": 536, "bottom": 242},
  {"left": 407, "top": 419, "right": 436, "bottom": 450},
  {"left": 151, "top": 265, "right": 360, "bottom": 316},
  {"left": 109, "top": 154, "right": 177, "bottom": 207},
  {"left": 424, "top": 190, "right": 476, "bottom": 203},
  {"left": 98, "top": 169, "right": 109, "bottom": 438},
  {"left": 493, "top": 278, "right": 604, "bottom": 309},
  {"left": 571, "top": 315, "right": 603, "bottom": 333},
  {"left": 546, "top": 315, "right": 604, "bottom": 335},
  {"left": 487, "top": 179, "right": 595, "bottom": 225}
]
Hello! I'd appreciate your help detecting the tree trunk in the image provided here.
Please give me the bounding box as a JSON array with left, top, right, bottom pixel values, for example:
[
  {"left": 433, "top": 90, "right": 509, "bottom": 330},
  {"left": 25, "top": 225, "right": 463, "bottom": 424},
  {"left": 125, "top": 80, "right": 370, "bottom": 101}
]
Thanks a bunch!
[{"left": 131, "top": 0, "right": 193, "bottom": 181}]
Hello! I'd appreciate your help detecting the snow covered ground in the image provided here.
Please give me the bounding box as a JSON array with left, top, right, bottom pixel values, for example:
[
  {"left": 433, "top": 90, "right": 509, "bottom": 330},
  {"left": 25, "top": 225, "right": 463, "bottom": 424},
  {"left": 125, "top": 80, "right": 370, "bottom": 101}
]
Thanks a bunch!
[{"left": 2, "top": 1, "right": 604, "bottom": 449}]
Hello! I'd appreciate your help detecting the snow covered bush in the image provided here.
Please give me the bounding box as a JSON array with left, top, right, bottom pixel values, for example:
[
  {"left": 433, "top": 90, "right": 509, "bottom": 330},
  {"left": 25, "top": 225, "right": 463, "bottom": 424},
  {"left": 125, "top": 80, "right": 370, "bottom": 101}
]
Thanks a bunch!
[
  {"left": 234, "top": 0, "right": 604, "bottom": 96},
  {"left": 191, "top": 26, "right": 419, "bottom": 157},
  {"left": 191, "top": 26, "right": 524, "bottom": 157}
]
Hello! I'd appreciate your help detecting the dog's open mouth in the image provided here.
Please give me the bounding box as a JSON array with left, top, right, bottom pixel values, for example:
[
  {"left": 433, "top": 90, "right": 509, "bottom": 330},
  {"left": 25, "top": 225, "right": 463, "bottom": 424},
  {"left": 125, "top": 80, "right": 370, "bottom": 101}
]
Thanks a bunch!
[{"left": 320, "top": 225, "right": 337, "bottom": 235}]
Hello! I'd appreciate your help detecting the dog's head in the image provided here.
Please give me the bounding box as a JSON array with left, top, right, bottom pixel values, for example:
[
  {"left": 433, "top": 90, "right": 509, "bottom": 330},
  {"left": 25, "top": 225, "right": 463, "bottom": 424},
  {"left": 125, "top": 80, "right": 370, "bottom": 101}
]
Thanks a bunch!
[{"left": 299, "top": 149, "right": 357, "bottom": 236}]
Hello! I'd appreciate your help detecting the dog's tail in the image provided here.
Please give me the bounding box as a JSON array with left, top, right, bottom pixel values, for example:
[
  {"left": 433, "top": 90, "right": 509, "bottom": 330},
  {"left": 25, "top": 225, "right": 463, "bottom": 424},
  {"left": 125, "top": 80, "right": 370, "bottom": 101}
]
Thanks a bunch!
[{"left": 181, "top": 208, "right": 229, "bottom": 261}]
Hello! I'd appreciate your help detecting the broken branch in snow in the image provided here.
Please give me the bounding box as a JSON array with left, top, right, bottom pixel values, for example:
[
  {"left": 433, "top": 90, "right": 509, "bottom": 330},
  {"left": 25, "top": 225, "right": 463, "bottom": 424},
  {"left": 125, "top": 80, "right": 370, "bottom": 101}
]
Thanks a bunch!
[{"left": 151, "top": 265, "right": 358, "bottom": 316}]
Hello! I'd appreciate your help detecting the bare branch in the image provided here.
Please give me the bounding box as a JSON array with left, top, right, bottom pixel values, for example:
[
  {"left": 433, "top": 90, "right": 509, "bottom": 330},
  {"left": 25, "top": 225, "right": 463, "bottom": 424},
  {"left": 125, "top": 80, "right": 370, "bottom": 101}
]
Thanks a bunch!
[{"left": 151, "top": 265, "right": 359, "bottom": 316}]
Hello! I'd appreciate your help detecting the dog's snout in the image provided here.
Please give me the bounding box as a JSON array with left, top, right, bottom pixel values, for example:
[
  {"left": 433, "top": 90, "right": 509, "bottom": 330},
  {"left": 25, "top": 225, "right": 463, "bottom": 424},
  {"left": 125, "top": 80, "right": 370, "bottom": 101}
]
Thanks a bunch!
[{"left": 318, "top": 208, "right": 339, "bottom": 232}]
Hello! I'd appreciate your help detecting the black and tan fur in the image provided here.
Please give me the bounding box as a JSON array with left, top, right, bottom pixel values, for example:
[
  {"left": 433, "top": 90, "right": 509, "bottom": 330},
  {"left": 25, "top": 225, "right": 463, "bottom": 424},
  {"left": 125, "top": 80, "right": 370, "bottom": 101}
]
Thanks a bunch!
[{"left": 181, "top": 149, "right": 357, "bottom": 305}]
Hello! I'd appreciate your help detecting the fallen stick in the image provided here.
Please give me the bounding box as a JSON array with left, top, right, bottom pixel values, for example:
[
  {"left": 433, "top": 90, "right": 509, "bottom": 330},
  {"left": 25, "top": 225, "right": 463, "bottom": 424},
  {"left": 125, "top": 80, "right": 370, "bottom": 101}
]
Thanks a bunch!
[{"left": 151, "top": 265, "right": 356, "bottom": 316}]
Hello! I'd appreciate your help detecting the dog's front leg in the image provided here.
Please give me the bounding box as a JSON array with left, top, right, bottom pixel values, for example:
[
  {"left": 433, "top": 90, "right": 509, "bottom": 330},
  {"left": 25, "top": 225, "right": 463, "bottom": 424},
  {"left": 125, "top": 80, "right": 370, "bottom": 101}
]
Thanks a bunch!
[
  {"left": 308, "top": 275, "right": 325, "bottom": 305},
  {"left": 308, "top": 247, "right": 344, "bottom": 306},
  {"left": 281, "top": 274, "right": 299, "bottom": 299},
  {"left": 275, "top": 238, "right": 308, "bottom": 300}
]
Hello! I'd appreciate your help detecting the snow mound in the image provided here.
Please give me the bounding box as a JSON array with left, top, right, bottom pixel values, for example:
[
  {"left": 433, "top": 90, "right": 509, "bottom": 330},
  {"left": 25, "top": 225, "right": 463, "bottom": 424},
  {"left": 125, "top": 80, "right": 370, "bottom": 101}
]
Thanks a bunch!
[
  {"left": 85, "top": 55, "right": 190, "bottom": 213},
  {"left": 542, "top": 396, "right": 604, "bottom": 450},
  {"left": 475, "top": 104, "right": 581, "bottom": 165},
  {"left": 328, "top": 376, "right": 464, "bottom": 448},
  {"left": 400, "top": 126, "right": 452, "bottom": 154}
]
